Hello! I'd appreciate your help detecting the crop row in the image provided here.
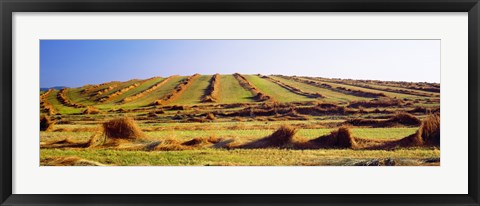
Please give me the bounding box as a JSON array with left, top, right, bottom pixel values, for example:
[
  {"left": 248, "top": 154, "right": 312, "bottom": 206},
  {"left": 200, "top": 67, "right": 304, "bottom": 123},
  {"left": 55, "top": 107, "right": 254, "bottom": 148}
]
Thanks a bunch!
[
  {"left": 40, "top": 89, "right": 57, "bottom": 115},
  {"left": 263, "top": 75, "right": 324, "bottom": 99},
  {"left": 99, "top": 82, "right": 141, "bottom": 102},
  {"left": 283, "top": 76, "right": 386, "bottom": 98},
  {"left": 340, "top": 78, "right": 440, "bottom": 93},
  {"left": 121, "top": 76, "right": 176, "bottom": 103},
  {"left": 81, "top": 81, "right": 118, "bottom": 95},
  {"left": 152, "top": 74, "right": 200, "bottom": 105},
  {"left": 202, "top": 74, "right": 221, "bottom": 103},
  {"left": 57, "top": 88, "right": 85, "bottom": 108},
  {"left": 318, "top": 78, "right": 437, "bottom": 98},
  {"left": 233, "top": 73, "right": 273, "bottom": 101}
]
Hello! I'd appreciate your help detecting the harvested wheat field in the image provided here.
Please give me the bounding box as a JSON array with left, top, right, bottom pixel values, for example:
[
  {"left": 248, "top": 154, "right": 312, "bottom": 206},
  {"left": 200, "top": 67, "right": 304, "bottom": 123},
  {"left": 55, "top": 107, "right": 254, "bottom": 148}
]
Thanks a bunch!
[
  {"left": 40, "top": 73, "right": 440, "bottom": 166},
  {"left": 40, "top": 39, "right": 441, "bottom": 166}
]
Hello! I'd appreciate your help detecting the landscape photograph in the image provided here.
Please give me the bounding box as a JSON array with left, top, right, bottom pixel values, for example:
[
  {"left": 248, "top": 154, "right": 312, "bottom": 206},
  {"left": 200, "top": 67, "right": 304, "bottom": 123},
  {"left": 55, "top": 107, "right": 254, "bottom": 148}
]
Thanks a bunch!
[{"left": 39, "top": 40, "right": 440, "bottom": 166}]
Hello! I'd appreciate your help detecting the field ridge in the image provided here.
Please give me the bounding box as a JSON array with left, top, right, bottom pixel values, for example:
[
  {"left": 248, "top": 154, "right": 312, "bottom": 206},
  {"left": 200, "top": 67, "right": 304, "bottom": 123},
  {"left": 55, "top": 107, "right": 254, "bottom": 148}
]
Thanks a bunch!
[
  {"left": 233, "top": 73, "right": 273, "bottom": 102},
  {"left": 152, "top": 74, "right": 200, "bottom": 105},
  {"left": 202, "top": 74, "right": 221, "bottom": 103}
]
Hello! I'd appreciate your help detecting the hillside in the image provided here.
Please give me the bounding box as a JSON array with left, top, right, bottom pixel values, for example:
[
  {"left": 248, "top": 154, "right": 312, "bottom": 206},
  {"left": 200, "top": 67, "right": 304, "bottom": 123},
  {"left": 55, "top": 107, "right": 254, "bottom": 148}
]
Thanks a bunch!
[{"left": 40, "top": 74, "right": 439, "bottom": 115}]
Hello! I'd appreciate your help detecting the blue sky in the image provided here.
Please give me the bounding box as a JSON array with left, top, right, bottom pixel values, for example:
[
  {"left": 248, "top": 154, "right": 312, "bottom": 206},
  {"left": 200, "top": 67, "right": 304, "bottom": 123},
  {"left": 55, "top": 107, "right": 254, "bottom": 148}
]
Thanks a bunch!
[{"left": 40, "top": 40, "right": 440, "bottom": 88}]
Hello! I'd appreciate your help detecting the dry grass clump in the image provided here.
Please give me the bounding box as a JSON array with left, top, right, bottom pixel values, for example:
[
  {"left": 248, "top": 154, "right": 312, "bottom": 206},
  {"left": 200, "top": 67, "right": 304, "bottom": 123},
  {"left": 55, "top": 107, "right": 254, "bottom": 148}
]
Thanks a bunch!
[
  {"left": 233, "top": 73, "right": 274, "bottom": 102},
  {"left": 122, "top": 76, "right": 175, "bottom": 103},
  {"left": 347, "top": 98, "right": 404, "bottom": 108},
  {"left": 40, "top": 115, "right": 54, "bottom": 131},
  {"left": 240, "top": 125, "right": 298, "bottom": 148},
  {"left": 152, "top": 74, "right": 200, "bottom": 105},
  {"left": 83, "top": 106, "right": 100, "bottom": 114},
  {"left": 41, "top": 118, "right": 148, "bottom": 150},
  {"left": 57, "top": 88, "right": 85, "bottom": 108},
  {"left": 392, "top": 114, "right": 440, "bottom": 148},
  {"left": 102, "top": 117, "right": 145, "bottom": 139},
  {"left": 416, "top": 114, "right": 440, "bottom": 146},
  {"left": 308, "top": 126, "right": 358, "bottom": 149},
  {"left": 202, "top": 73, "right": 221, "bottom": 103}
]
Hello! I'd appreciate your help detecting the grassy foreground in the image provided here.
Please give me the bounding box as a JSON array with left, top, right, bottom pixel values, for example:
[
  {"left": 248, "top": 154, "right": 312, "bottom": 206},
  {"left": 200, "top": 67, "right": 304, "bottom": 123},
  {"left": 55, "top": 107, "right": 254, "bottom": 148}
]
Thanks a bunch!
[{"left": 41, "top": 148, "right": 439, "bottom": 166}]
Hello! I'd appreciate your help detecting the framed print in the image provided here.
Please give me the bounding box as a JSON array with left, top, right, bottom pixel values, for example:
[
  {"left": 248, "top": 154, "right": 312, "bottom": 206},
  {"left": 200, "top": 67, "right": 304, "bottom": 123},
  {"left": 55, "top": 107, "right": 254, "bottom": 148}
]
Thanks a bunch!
[{"left": 1, "top": 0, "right": 479, "bottom": 205}]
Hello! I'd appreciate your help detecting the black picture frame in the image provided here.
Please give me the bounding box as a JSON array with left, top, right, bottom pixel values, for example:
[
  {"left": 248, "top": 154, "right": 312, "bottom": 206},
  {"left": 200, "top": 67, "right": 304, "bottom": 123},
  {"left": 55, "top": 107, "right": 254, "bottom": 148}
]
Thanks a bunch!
[{"left": 1, "top": 0, "right": 479, "bottom": 205}]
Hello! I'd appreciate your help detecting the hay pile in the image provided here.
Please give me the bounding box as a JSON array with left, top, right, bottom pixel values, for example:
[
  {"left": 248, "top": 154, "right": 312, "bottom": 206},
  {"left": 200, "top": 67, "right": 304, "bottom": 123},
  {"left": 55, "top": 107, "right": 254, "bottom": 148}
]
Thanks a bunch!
[
  {"left": 102, "top": 117, "right": 145, "bottom": 139},
  {"left": 418, "top": 114, "right": 440, "bottom": 146},
  {"left": 240, "top": 125, "right": 298, "bottom": 148},
  {"left": 308, "top": 126, "right": 357, "bottom": 149},
  {"left": 396, "top": 114, "right": 440, "bottom": 147},
  {"left": 40, "top": 115, "right": 54, "bottom": 131}
]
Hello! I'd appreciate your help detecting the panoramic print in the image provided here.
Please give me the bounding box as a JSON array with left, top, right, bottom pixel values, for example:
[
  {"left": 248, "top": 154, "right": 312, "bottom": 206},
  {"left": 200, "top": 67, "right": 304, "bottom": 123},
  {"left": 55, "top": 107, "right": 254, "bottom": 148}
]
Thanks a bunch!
[{"left": 40, "top": 40, "right": 440, "bottom": 166}]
